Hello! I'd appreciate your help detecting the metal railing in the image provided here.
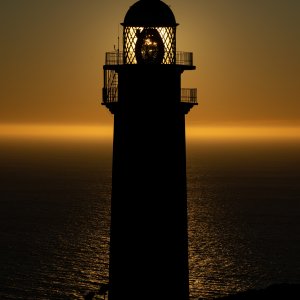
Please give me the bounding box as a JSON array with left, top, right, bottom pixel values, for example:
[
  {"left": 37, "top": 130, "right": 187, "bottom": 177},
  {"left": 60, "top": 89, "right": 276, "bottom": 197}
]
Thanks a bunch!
[
  {"left": 103, "top": 69, "right": 118, "bottom": 103},
  {"left": 104, "top": 51, "right": 193, "bottom": 66},
  {"left": 103, "top": 87, "right": 197, "bottom": 105},
  {"left": 181, "top": 88, "right": 197, "bottom": 104},
  {"left": 103, "top": 87, "right": 118, "bottom": 103},
  {"left": 105, "top": 51, "right": 123, "bottom": 65},
  {"left": 176, "top": 52, "right": 193, "bottom": 66}
]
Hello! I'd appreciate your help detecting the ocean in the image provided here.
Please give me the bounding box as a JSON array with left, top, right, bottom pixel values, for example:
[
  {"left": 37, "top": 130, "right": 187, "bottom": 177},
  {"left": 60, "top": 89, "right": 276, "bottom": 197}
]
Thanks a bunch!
[{"left": 0, "top": 137, "right": 299, "bottom": 299}]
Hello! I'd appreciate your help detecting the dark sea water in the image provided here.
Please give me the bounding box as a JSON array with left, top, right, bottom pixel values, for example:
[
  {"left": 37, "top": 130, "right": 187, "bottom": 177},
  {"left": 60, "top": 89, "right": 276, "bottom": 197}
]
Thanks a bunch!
[{"left": 0, "top": 137, "right": 299, "bottom": 299}]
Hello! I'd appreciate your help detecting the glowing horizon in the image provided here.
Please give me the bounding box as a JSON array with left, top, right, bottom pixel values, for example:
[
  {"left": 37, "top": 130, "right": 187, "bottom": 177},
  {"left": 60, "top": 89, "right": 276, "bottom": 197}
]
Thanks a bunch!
[
  {"left": 0, "top": 124, "right": 113, "bottom": 140},
  {"left": 1, "top": 123, "right": 299, "bottom": 141}
]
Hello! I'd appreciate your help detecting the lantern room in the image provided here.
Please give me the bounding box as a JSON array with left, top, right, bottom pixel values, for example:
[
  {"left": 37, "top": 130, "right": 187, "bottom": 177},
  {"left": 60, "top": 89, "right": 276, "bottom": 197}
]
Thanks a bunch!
[{"left": 122, "top": 0, "right": 177, "bottom": 64}]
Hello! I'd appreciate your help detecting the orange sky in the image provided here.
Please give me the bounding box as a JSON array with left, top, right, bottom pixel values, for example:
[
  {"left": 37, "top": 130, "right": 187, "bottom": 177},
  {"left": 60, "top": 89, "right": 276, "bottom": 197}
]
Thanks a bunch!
[{"left": 0, "top": 0, "right": 299, "bottom": 129}]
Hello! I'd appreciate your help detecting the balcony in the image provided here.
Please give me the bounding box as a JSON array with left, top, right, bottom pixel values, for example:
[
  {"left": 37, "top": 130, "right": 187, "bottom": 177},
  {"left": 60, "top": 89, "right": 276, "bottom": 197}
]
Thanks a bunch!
[
  {"left": 103, "top": 87, "right": 197, "bottom": 105},
  {"left": 181, "top": 88, "right": 197, "bottom": 104},
  {"left": 104, "top": 51, "right": 194, "bottom": 67},
  {"left": 105, "top": 51, "right": 123, "bottom": 65}
]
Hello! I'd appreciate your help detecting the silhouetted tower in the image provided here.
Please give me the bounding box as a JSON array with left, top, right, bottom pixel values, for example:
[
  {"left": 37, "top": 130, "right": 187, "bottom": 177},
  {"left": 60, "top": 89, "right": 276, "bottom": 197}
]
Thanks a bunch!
[{"left": 102, "top": 1, "right": 197, "bottom": 300}]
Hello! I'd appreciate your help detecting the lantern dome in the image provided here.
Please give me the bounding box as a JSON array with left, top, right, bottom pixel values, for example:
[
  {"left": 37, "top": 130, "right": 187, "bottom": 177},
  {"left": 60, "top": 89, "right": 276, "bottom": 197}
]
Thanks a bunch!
[{"left": 123, "top": 0, "right": 177, "bottom": 27}]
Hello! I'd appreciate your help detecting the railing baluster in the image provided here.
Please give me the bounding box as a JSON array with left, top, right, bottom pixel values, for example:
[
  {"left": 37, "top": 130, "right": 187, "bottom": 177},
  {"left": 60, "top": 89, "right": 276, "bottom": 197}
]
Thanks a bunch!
[
  {"left": 181, "top": 88, "right": 197, "bottom": 104},
  {"left": 104, "top": 51, "right": 193, "bottom": 66}
]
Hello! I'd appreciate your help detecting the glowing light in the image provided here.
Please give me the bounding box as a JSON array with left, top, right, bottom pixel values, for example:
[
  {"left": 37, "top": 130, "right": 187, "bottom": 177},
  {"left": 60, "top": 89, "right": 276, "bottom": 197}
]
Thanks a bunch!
[
  {"left": 1, "top": 124, "right": 299, "bottom": 141},
  {"left": 186, "top": 126, "right": 300, "bottom": 141},
  {"left": 125, "top": 27, "right": 175, "bottom": 64},
  {"left": 145, "top": 38, "right": 153, "bottom": 46},
  {"left": 0, "top": 124, "right": 113, "bottom": 140}
]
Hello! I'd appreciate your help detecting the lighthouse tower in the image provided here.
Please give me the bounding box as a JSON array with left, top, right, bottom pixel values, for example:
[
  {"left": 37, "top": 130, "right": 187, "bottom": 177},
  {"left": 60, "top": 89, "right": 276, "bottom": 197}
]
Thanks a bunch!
[{"left": 102, "top": 1, "right": 197, "bottom": 299}]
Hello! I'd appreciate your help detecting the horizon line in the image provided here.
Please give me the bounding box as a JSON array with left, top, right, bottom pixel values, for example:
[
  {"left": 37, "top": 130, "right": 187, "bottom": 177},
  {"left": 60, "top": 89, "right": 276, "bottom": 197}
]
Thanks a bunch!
[{"left": 0, "top": 123, "right": 300, "bottom": 141}]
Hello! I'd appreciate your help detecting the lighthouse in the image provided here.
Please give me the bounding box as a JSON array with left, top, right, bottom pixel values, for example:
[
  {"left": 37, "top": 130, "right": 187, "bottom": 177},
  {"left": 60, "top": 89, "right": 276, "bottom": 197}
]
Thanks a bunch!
[{"left": 102, "top": 1, "right": 197, "bottom": 299}]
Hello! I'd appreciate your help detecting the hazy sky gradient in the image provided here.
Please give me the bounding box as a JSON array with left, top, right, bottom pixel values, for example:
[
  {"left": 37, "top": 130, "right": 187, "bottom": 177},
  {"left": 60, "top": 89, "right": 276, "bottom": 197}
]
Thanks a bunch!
[{"left": 1, "top": 0, "right": 299, "bottom": 127}]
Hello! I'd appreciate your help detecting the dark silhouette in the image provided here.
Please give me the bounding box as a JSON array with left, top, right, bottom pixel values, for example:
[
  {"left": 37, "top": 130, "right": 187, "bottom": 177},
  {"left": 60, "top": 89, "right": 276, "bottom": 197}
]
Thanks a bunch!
[
  {"left": 83, "top": 291, "right": 95, "bottom": 300},
  {"left": 102, "top": 1, "right": 197, "bottom": 300},
  {"left": 83, "top": 283, "right": 109, "bottom": 300},
  {"left": 98, "top": 283, "right": 109, "bottom": 298}
]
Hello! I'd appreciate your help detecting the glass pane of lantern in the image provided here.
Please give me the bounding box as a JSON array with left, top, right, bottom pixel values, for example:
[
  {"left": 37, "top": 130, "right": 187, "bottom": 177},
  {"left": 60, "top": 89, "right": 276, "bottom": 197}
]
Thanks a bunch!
[{"left": 124, "top": 26, "right": 176, "bottom": 64}]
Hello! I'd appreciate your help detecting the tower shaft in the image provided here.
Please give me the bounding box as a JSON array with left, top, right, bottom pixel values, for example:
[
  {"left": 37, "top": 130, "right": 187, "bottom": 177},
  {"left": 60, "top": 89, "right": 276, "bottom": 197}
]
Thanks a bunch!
[{"left": 109, "top": 66, "right": 190, "bottom": 300}]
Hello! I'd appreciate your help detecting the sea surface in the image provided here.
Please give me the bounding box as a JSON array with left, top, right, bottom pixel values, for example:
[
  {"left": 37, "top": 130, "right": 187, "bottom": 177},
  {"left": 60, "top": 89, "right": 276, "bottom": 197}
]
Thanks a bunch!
[{"left": 0, "top": 137, "right": 300, "bottom": 299}]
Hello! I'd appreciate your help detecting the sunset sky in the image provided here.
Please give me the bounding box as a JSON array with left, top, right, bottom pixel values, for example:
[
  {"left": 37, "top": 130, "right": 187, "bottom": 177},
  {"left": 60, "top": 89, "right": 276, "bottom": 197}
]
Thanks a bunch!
[{"left": 0, "top": 0, "right": 299, "bottom": 137}]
